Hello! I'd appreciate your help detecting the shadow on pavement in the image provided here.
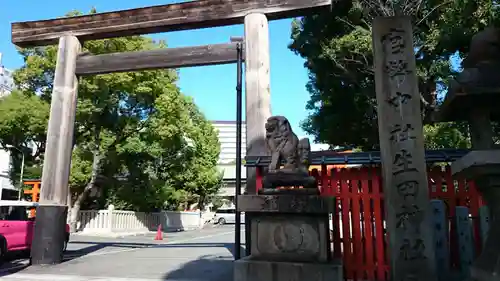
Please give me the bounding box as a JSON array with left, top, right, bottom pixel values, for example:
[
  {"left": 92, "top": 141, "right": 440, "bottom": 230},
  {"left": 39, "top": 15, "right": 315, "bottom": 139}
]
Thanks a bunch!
[
  {"left": 0, "top": 261, "right": 28, "bottom": 278},
  {"left": 63, "top": 242, "right": 113, "bottom": 260},
  {"left": 66, "top": 241, "right": 245, "bottom": 260},
  {"left": 63, "top": 240, "right": 158, "bottom": 261},
  {"left": 162, "top": 242, "right": 245, "bottom": 281},
  {"left": 162, "top": 254, "right": 234, "bottom": 281},
  {"left": 0, "top": 251, "right": 32, "bottom": 277},
  {"left": 0, "top": 241, "right": 152, "bottom": 276},
  {"left": 153, "top": 242, "right": 245, "bottom": 258},
  {"left": 0, "top": 241, "right": 246, "bottom": 279}
]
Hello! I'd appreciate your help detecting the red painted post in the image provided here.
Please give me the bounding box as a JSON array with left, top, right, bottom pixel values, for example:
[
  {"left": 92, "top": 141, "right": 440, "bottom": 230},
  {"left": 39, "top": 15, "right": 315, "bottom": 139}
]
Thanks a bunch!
[
  {"left": 361, "top": 167, "right": 375, "bottom": 280},
  {"left": 350, "top": 168, "right": 363, "bottom": 280},
  {"left": 255, "top": 167, "right": 263, "bottom": 193},
  {"left": 339, "top": 168, "right": 353, "bottom": 279},
  {"left": 331, "top": 168, "right": 342, "bottom": 259}
]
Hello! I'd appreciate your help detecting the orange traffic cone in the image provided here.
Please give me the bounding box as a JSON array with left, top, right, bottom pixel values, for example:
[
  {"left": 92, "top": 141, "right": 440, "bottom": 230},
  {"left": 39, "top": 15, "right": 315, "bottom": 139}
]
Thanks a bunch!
[{"left": 154, "top": 224, "right": 163, "bottom": 240}]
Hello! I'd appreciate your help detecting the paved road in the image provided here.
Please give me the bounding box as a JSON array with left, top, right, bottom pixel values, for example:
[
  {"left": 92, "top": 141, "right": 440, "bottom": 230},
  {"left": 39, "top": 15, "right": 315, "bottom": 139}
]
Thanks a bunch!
[{"left": 0, "top": 224, "right": 245, "bottom": 281}]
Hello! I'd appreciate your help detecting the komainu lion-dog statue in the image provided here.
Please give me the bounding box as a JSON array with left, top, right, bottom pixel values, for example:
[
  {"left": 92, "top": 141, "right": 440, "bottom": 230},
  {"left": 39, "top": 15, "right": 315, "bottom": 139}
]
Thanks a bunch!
[{"left": 261, "top": 116, "right": 317, "bottom": 194}]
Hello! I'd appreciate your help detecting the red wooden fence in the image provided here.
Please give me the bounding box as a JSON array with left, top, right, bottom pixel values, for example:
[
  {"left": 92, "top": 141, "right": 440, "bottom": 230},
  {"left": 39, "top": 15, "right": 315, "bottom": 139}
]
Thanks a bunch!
[{"left": 255, "top": 165, "right": 484, "bottom": 281}]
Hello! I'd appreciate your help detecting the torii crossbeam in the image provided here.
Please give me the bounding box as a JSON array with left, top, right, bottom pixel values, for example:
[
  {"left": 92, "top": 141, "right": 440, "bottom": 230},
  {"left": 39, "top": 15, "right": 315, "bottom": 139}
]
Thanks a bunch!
[{"left": 11, "top": 0, "right": 331, "bottom": 47}]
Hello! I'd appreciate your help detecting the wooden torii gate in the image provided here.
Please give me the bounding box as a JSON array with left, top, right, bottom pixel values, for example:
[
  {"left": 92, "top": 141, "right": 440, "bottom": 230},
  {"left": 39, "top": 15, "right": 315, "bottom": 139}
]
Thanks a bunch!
[{"left": 11, "top": 0, "right": 332, "bottom": 266}]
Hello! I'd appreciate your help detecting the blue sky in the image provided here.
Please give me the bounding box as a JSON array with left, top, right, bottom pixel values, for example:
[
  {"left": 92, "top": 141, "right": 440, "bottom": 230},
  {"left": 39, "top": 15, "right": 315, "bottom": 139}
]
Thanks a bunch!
[{"left": 0, "top": 0, "right": 312, "bottom": 138}]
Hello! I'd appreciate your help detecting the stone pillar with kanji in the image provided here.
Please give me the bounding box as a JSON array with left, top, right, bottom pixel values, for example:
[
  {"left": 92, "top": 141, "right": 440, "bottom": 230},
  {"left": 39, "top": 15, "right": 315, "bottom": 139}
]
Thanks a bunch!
[{"left": 372, "top": 16, "right": 437, "bottom": 281}]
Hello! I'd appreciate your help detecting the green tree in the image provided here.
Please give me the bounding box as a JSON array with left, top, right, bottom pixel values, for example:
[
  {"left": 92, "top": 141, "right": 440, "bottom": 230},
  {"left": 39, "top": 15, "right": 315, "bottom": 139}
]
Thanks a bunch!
[
  {"left": 423, "top": 123, "right": 470, "bottom": 150},
  {"left": 10, "top": 9, "right": 221, "bottom": 230},
  {"left": 210, "top": 196, "right": 225, "bottom": 210},
  {"left": 145, "top": 94, "right": 222, "bottom": 211},
  {"left": 182, "top": 98, "right": 222, "bottom": 210},
  {"left": 14, "top": 31, "right": 176, "bottom": 230},
  {"left": 289, "top": 0, "right": 499, "bottom": 149},
  {"left": 0, "top": 91, "right": 49, "bottom": 187}
]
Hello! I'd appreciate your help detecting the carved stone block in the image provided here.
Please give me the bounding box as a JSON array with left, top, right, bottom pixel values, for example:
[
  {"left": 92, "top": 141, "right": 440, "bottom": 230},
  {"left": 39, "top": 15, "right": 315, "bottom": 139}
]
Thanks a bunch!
[
  {"left": 249, "top": 214, "right": 329, "bottom": 262},
  {"left": 234, "top": 257, "right": 343, "bottom": 281},
  {"left": 237, "top": 194, "right": 336, "bottom": 214}
]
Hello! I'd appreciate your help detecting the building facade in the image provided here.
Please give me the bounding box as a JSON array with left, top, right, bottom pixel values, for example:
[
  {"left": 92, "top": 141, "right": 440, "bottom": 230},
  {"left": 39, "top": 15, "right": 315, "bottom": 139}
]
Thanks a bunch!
[
  {"left": 0, "top": 55, "right": 14, "bottom": 97},
  {"left": 0, "top": 54, "right": 18, "bottom": 199},
  {"left": 212, "top": 121, "right": 246, "bottom": 201},
  {"left": 214, "top": 120, "right": 247, "bottom": 164}
]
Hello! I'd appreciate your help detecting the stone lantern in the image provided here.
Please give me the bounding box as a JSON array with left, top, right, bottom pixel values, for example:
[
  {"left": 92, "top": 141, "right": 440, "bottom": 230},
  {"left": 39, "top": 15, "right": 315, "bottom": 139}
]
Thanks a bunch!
[{"left": 437, "top": 27, "right": 500, "bottom": 281}]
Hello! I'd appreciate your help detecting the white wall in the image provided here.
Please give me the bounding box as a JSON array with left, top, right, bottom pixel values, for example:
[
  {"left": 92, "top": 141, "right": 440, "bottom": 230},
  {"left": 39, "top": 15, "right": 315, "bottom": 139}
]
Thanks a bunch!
[
  {"left": 76, "top": 205, "right": 204, "bottom": 234},
  {"left": 212, "top": 121, "right": 246, "bottom": 165},
  {"left": 0, "top": 149, "right": 16, "bottom": 196}
]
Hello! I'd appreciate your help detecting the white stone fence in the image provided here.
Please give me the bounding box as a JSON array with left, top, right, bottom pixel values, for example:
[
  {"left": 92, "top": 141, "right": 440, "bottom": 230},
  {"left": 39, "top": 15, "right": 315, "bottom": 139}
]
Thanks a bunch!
[{"left": 75, "top": 205, "right": 207, "bottom": 234}]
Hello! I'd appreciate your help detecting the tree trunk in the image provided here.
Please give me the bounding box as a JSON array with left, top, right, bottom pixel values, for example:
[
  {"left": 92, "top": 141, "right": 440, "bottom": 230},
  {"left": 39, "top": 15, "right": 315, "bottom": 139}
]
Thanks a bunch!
[
  {"left": 69, "top": 149, "right": 101, "bottom": 233},
  {"left": 198, "top": 195, "right": 206, "bottom": 211}
]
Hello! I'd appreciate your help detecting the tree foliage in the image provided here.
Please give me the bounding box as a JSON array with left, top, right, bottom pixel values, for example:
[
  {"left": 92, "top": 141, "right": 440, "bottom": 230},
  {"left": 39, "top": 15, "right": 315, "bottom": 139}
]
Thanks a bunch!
[
  {"left": 0, "top": 91, "right": 49, "bottom": 185},
  {"left": 0, "top": 10, "right": 222, "bottom": 226},
  {"left": 289, "top": 0, "right": 500, "bottom": 149},
  {"left": 423, "top": 122, "right": 470, "bottom": 150}
]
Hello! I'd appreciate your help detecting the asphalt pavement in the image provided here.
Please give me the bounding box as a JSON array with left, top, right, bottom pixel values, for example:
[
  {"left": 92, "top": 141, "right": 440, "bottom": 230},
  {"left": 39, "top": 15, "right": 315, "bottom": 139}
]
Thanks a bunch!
[{"left": 0, "top": 224, "right": 245, "bottom": 281}]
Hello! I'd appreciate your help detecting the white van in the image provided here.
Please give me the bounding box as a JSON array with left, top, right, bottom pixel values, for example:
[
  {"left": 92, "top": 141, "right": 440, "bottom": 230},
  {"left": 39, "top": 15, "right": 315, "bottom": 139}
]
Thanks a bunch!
[{"left": 213, "top": 208, "right": 245, "bottom": 225}]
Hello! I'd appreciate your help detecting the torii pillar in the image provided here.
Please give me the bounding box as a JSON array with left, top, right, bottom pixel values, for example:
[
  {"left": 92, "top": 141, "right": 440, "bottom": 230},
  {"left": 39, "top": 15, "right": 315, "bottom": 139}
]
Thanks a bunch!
[{"left": 243, "top": 13, "right": 272, "bottom": 256}]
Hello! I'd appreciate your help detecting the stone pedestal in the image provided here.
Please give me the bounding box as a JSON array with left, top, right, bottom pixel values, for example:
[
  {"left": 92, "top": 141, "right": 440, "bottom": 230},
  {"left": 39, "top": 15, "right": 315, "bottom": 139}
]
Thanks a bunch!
[
  {"left": 261, "top": 171, "right": 317, "bottom": 194},
  {"left": 235, "top": 194, "right": 342, "bottom": 281},
  {"left": 452, "top": 150, "right": 500, "bottom": 281}
]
